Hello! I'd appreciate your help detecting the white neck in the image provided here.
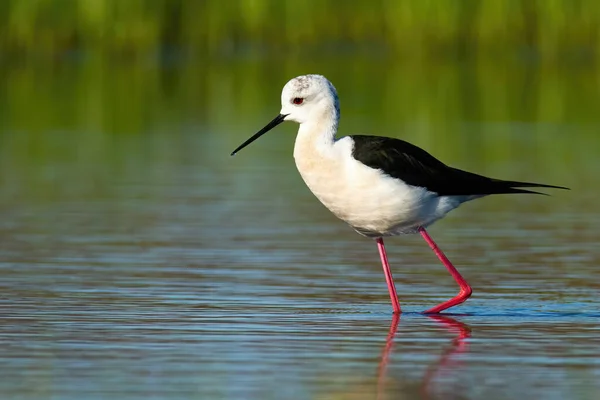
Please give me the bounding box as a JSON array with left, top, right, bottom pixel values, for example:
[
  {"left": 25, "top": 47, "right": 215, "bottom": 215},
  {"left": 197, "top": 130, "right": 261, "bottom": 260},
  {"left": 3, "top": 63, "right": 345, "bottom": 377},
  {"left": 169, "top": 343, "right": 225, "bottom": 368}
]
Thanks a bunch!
[{"left": 294, "top": 106, "right": 339, "bottom": 156}]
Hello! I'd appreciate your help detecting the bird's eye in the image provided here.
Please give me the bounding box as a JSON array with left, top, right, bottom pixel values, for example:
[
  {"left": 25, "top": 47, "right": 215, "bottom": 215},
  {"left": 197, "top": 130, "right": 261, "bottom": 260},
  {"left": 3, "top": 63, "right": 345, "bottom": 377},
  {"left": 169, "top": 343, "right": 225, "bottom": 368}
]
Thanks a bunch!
[{"left": 292, "top": 97, "right": 304, "bottom": 105}]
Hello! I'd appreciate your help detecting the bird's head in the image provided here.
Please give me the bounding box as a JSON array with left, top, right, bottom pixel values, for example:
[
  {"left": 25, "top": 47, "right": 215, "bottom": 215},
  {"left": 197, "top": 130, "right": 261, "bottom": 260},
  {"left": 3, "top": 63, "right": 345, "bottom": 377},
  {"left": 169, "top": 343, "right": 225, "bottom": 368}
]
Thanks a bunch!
[
  {"left": 279, "top": 74, "right": 339, "bottom": 124},
  {"left": 231, "top": 74, "right": 339, "bottom": 155}
]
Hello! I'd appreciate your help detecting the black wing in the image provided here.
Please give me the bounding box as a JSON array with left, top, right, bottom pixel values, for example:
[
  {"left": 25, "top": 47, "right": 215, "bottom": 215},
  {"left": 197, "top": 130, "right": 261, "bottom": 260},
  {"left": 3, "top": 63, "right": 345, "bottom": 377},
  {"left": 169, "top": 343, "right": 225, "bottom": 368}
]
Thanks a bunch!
[{"left": 349, "top": 135, "right": 568, "bottom": 196}]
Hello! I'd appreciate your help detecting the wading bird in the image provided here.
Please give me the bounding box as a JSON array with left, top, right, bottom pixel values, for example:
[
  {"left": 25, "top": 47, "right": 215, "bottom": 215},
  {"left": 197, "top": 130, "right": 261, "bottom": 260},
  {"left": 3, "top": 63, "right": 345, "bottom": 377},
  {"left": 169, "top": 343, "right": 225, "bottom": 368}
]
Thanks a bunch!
[{"left": 231, "top": 74, "right": 567, "bottom": 314}]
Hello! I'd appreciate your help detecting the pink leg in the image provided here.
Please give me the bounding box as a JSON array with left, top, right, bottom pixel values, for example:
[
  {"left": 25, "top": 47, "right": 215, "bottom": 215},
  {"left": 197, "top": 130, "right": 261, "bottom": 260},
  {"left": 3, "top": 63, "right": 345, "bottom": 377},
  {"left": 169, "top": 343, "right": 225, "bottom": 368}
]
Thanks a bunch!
[
  {"left": 418, "top": 227, "right": 472, "bottom": 314},
  {"left": 376, "top": 238, "right": 401, "bottom": 314}
]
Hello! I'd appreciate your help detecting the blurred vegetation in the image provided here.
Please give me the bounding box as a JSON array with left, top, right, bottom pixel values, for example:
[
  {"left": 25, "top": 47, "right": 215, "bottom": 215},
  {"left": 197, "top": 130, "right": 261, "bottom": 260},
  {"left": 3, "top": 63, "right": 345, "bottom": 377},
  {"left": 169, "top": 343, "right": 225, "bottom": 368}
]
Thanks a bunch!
[
  {"left": 0, "top": 1, "right": 598, "bottom": 203},
  {"left": 0, "top": 0, "right": 599, "bottom": 60},
  {"left": 1, "top": 57, "right": 598, "bottom": 194}
]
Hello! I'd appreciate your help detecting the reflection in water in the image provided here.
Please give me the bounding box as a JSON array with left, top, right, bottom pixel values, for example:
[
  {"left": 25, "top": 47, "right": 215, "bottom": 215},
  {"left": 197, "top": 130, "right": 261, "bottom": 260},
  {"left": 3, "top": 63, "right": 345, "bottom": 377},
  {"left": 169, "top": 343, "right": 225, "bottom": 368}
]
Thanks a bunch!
[
  {"left": 376, "top": 315, "right": 472, "bottom": 400},
  {"left": 377, "top": 314, "right": 400, "bottom": 400},
  {"left": 0, "top": 57, "right": 598, "bottom": 399},
  {"left": 421, "top": 316, "right": 472, "bottom": 399}
]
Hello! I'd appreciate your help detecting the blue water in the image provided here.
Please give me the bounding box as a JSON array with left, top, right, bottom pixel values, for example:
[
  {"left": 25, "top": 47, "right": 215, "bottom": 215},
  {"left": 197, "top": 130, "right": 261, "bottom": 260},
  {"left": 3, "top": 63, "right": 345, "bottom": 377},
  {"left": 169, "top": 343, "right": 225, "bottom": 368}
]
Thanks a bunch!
[{"left": 1, "top": 60, "right": 599, "bottom": 399}]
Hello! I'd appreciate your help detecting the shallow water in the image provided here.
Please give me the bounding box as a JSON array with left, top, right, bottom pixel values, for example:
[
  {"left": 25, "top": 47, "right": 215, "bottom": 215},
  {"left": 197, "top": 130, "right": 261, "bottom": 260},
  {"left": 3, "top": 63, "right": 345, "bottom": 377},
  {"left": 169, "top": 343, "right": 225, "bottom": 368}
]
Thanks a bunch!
[{"left": 0, "top": 58, "right": 599, "bottom": 399}]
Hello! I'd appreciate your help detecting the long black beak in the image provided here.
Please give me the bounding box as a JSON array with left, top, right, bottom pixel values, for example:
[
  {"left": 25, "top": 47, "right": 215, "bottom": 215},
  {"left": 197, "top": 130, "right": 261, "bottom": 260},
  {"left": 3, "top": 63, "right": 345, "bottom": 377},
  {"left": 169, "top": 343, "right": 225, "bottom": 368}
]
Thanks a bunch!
[{"left": 230, "top": 114, "right": 287, "bottom": 156}]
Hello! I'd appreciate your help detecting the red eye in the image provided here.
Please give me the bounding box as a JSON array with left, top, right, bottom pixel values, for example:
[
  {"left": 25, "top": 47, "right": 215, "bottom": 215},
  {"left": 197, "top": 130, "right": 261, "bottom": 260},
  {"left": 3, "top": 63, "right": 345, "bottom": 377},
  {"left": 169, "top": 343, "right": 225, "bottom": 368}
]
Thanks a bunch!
[{"left": 292, "top": 97, "right": 304, "bottom": 105}]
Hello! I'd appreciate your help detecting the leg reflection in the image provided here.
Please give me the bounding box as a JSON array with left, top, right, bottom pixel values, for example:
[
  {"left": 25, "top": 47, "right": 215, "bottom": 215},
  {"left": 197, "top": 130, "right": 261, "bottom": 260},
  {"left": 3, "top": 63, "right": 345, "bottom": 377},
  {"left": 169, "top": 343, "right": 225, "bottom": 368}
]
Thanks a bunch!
[
  {"left": 376, "top": 314, "right": 471, "bottom": 400},
  {"left": 421, "top": 315, "right": 472, "bottom": 398},
  {"left": 377, "top": 313, "right": 400, "bottom": 400}
]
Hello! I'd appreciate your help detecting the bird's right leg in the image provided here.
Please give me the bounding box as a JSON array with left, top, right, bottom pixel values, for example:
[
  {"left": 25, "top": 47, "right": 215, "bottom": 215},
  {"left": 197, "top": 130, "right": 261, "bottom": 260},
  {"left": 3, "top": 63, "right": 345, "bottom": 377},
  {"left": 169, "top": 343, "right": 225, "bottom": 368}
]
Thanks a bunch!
[
  {"left": 376, "top": 238, "right": 402, "bottom": 314},
  {"left": 418, "top": 227, "right": 472, "bottom": 314}
]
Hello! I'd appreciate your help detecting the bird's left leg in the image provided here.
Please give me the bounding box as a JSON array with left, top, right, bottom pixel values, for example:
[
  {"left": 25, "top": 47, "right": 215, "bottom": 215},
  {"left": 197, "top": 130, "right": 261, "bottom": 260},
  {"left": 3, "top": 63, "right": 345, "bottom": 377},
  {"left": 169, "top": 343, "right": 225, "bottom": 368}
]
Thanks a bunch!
[
  {"left": 418, "top": 227, "right": 472, "bottom": 314},
  {"left": 376, "top": 238, "right": 402, "bottom": 314}
]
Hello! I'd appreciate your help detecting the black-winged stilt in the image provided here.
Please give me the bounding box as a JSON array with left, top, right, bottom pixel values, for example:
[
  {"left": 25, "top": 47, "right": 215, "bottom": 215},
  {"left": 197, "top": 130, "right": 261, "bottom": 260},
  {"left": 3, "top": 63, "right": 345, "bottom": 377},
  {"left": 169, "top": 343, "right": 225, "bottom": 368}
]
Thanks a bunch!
[{"left": 231, "top": 74, "right": 568, "bottom": 314}]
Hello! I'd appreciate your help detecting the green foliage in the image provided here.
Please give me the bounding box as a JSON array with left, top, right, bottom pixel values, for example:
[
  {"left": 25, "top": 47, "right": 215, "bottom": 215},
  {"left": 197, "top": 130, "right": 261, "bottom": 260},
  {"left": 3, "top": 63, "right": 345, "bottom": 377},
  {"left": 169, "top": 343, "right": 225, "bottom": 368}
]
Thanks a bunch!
[{"left": 0, "top": 0, "right": 599, "bottom": 59}]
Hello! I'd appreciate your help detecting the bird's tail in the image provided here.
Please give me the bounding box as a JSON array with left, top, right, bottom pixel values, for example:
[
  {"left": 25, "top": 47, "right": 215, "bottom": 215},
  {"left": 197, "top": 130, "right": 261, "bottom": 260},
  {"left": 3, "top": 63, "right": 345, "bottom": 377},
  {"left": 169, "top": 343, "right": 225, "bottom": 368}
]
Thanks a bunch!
[{"left": 488, "top": 179, "right": 569, "bottom": 195}]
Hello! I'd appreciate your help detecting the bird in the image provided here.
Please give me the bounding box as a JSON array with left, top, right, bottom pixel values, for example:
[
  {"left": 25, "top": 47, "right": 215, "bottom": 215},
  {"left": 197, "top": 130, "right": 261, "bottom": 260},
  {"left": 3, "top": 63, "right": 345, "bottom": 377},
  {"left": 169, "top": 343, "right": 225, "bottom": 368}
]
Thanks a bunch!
[{"left": 230, "top": 74, "right": 568, "bottom": 314}]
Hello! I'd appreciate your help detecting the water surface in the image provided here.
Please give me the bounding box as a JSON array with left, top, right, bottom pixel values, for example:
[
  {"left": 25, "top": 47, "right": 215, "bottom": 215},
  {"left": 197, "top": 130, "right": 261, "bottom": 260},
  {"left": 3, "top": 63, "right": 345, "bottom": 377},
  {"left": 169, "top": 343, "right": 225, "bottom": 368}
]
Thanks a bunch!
[{"left": 0, "top": 57, "right": 598, "bottom": 399}]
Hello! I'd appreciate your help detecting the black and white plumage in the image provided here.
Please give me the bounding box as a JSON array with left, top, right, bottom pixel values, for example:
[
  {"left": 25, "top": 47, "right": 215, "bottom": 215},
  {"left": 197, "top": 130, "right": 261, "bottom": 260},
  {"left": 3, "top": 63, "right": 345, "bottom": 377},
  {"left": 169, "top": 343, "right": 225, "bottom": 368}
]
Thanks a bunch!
[
  {"left": 231, "top": 74, "right": 567, "bottom": 314},
  {"left": 350, "top": 135, "right": 565, "bottom": 197},
  {"left": 231, "top": 74, "right": 567, "bottom": 237}
]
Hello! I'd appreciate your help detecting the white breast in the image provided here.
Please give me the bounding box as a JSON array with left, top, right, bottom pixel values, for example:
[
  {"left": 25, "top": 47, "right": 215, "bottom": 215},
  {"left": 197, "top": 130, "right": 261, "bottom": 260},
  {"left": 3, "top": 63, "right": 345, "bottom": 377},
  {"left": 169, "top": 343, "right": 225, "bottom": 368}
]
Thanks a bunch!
[{"left": 293, "top": 136, "right": 463, "bottom": 236}]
